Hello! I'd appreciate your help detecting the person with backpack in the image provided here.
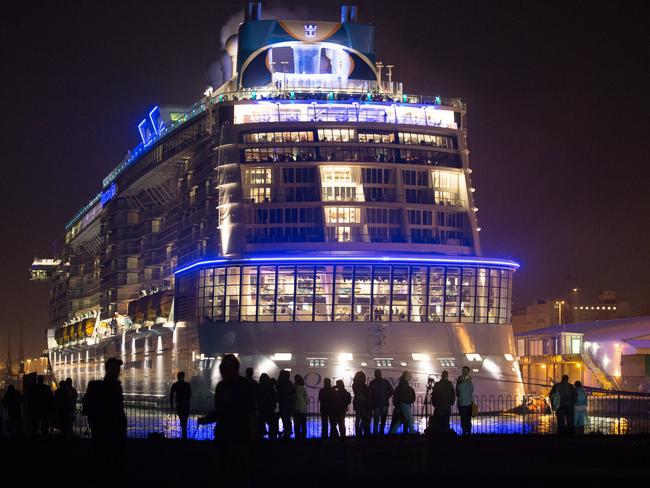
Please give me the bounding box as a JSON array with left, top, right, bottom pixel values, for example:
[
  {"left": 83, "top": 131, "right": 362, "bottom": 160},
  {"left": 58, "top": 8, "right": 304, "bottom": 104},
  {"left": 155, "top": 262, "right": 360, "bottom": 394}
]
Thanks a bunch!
[
  {"left": 574, "top": 380, "right": 588, "bottom": 435},
  {"left": 82, "top": 358, "right": 127, "bottom": 453},
  {"left": 431, "top": 370, "right": 456, "bottom": 433},
  {"left": 334, "top": 380, "right": 351, "bottom": 437},
  {"left": 549, "top": 375, "right": 577, "bottom": 435},
  {"left": 352, "top": 371, "right": 371, "bottom": 437},
  {"left": 390, "top": 372, "right": 416, "bottom": 433},
  {"left": 293, "top": 374, "right": 309, "bottom": 439},
  {"left": 456, "top": 366, "right": 474, "bottom": 435},
  {"left": 368, "top": 369, "right": 393, "bottom": 435}
]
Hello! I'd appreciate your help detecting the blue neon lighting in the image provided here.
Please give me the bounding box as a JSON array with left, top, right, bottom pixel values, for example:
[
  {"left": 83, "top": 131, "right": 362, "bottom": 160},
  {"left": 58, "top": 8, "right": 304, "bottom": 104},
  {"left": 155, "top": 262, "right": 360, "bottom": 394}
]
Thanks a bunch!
[
  {"left": 137, "top": 119, "right": 149, "bottom": 145},
  {"left": 100, "top": 182, "right": 117, "bottom": 207},
  {"left": 175, "top": 256, "right": 520, "bottom": 275},
  {"left": 148, "top": 106, "right": 164, "bottom": 135}
]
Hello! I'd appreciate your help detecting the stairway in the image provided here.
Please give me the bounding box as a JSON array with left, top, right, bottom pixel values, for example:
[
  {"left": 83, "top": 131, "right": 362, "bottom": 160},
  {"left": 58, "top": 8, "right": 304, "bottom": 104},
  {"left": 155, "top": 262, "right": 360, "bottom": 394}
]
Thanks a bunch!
[{"left": 582, "top": 348, "right": 620, "bottom": 390}]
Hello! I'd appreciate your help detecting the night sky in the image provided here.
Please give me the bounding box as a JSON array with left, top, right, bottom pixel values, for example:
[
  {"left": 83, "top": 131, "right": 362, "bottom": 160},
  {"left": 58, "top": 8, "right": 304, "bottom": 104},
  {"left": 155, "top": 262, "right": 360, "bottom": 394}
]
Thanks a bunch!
[{"left": 1, "top": 0, "right": 647, "bottom": 357}]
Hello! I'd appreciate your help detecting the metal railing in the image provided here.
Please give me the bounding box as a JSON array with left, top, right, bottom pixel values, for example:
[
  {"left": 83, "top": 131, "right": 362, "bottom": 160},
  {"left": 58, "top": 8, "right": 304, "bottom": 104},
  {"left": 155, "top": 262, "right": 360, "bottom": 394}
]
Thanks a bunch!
[{"left": 53, "top": 390, "right": 650, "bottom": 440}]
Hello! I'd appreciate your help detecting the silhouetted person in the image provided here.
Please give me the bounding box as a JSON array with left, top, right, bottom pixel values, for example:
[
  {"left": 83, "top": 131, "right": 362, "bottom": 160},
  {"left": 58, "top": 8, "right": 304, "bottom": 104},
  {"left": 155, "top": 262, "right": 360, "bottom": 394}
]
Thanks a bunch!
[
  {"left": 390, "top": 372, "right": 415, "bottom": 433},
  {"left": 431, "top": 370, "right": 455, "bottom": 433},
  {"left": 2, "top": 385, "right": 23, "bottom": 436},
  {"left": 456, "top": 366, "right": 474, "bottom": 435},
  {"left": 170, "top": 371, "right": 192, "bottom": 439},
  {"left": 352, "top": 371, "right": 371, "bottom": 437},
  {"left": 369, "top": 369, "right": 393, "bottom": 434},
  {"left": 82, "top": 358, "right": 127, "bottom": 454},
  {"left": 65, "top": 377, "right": 78, "bottom": 405},
  {"left": 28, "top": 375, "right": 53, "bottom": 437},
  {"left": 335, "top": 379, "right": 351, "bottom": 437},
  {"left": 574, "top": 381, "right": 588, "bottom": 435},
  {"left": 65, "top": 377, "right": 78, "bottom": 427},
  {"left": 550, "top": 375, "right": 577, "bottom": 435},
  {"left": 276, "top": 370, "right": 294, "bottom": 438},
  {"left": 293, "top": 374, "right": 308, "bottom": 439},
  {"left": 318, "top": 378, "right": 338, "bottom": 438},
  {"left": 54, "top": 380, "right": 74, "bottom": 438},
  {"left": 198, "top": 354, "right": 256, "bottom": 483},
  {"left": 257, "top": 373, "right": 278, "bottom": 439}
]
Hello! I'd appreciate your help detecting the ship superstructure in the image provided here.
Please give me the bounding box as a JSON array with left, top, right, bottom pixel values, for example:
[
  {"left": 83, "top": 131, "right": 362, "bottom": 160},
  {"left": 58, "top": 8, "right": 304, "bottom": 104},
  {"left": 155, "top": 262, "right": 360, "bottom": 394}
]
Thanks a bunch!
[{"left": 33, "top": 3, "right": 522, "bottom": 398}]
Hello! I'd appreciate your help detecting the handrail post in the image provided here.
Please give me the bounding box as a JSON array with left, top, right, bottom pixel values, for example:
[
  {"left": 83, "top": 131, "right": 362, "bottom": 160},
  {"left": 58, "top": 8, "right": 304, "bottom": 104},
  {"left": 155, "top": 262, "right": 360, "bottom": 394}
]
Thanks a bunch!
[{"left": 617, "top": 393, "right": 621, "bottom": 435}]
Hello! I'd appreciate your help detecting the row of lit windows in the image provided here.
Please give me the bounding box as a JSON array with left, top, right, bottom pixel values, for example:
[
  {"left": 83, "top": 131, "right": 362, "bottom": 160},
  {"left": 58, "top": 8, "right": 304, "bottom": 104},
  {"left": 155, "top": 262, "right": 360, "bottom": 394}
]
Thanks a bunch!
[
  {"left": 398, "top": 132, "right": 453, "bottom": 148},
  {"left": 241, "top": 166, "right": 464, "bottom": 207},
  {"left": 245, "top": 207, "right": 462, "bottom": 227},
  {"left": 243, "top": 131, "right": 314, "bottom": 144},
  {"left": 192, "top": 264, "right": 511, "bottom": 324},
  {"left": 246, "top": 208, "right": 322, "bottom": 225},
  {"left": 241, "top": 129, "right": 452, "bottom": 148},
  {"left": 243, "top": 146, "right": 460, "bottom": 167}
]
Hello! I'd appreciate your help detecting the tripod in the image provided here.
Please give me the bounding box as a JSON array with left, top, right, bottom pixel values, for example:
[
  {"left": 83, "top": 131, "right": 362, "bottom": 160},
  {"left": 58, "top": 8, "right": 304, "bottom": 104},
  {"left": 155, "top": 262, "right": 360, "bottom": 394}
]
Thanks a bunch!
[{"left": 421, "top": 381, "right": 434, "bottom": 417}]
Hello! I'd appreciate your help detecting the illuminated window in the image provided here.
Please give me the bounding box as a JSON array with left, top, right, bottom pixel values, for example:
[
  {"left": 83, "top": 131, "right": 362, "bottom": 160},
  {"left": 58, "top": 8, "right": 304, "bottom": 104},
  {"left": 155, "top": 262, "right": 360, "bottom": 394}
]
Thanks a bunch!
[
  {"left": 244, "top": 168, "right": 272, "bottom": 185},
  {"left": 320, "top": 166, "right": 363, "bottom": 202},
  {"left": 325, "top": 207, "right": 361, "bottom": 224},
  {"left": 375, "top": 358, "right": 393, "bottom": 368}
]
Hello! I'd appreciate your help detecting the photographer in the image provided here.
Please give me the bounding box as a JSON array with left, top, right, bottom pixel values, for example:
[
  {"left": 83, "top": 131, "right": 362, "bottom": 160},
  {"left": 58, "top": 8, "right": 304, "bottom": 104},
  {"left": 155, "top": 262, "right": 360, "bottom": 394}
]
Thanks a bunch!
[{"left": 431, "top": 370, "right": 455, "bottom": 433}]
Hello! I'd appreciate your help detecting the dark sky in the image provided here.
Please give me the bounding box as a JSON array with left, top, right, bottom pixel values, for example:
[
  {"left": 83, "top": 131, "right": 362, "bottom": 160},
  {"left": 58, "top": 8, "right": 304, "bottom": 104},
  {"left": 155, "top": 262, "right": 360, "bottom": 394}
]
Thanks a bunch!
[{"left": 1, "top": 0, "right": 648, "bottom": 357}]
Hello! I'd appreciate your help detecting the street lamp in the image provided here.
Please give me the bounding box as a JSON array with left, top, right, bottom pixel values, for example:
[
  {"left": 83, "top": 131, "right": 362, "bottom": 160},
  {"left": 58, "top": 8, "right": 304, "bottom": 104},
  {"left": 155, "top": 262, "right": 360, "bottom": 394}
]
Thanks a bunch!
[
  {"left": 572, "top": 288, "right": 580, "bottom": 323},
  {"left": 554, "top": 300, "right": 565, "bottom": 327}
]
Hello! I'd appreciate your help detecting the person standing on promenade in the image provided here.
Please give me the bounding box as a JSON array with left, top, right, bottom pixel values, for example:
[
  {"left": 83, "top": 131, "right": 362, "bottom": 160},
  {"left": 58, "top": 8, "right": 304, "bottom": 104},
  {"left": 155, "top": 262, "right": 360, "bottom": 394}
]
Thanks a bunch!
[
  {"left": 170, "top": 371, "right": 192, "bottom": 439},
  {"left": 335, "top": 379, "right": 351, "bottom": 437},
  {"left": 574, "top": 381, "right": 588, "bottom": 435},
  {"left": 2, "top": 385, "right": 23, "bottom": 436},
  {"left": 431, "top": 370, "right": 456, "bottom": 433},
  {"left": 352, "top": 371, "right": 371, "bottom": 437},
  {"left": 368, "top": 369, "right": 393, "bottom": 435},
  {"left": 293, "top": 374, "right": 309, "bottom": 439},
  {"left": 198, "top": 354, "right": 256, "bottom": 484},
  {"left": 456, "top": 366, "right": 474, "bottom": 435},
  {"left": 82, "top": 358, "right": 127, "bottom": 455},
  {"left": 318, "top": 378, "right": 338, "bottom": 438},
  {"left": 54, "top": 380, "right": 74, "bottom": 438},
  {"left": 257, "top": 373, "right": 278, "bottom": 439},
  {"left": 549, "top": 375, "right": 577, "bottom": 435},
  {"left": 390, "top": 372, "right": 415, "bottom": 434},
  {"left": 28, "top": 375, "right": 53, "bottom": 437},
  {"left": 277, "top": 370, "right": 294, "bottom": 439}
]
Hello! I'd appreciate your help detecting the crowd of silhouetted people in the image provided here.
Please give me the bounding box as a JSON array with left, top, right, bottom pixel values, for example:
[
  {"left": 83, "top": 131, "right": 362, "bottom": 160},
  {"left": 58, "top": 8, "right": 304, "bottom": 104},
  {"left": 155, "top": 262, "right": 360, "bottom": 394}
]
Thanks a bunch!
[
  {"left": 1, "top": 375, "right": 77, "bottom": 438},
  {"left": 2, "top": 356, "right": 592, "bottom": 443}
]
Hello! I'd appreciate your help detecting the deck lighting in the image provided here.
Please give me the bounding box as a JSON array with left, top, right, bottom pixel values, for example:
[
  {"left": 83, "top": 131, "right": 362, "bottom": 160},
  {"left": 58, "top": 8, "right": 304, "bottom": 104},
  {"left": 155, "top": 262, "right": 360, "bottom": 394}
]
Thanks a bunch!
[
  {"left": 412, "top": 353, "right": 430, "bottom": 361},
  {"left": 273, "top": 353, "right": 292, "bottom": 361}
]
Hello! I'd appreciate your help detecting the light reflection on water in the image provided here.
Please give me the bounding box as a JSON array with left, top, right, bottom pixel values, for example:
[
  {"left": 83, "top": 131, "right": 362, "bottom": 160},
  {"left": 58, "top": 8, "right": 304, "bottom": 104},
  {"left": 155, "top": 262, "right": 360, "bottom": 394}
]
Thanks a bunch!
[{"left": 71, "top": 410, "right": 638, "bottom": 440}]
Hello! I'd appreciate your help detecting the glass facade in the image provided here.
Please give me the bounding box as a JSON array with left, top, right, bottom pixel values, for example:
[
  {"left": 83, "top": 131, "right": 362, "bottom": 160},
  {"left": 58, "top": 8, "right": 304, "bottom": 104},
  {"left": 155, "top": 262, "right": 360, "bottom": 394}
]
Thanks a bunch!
[{"left": 192, "top": 263, "right": 512, "bottom": 324}]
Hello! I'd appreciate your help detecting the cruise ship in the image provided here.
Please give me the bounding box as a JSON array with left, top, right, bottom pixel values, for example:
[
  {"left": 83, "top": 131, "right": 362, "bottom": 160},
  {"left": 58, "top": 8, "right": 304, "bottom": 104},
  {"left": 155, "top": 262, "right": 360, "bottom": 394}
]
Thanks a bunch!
[{"left": 32, "top": 2, "right": 523, "bottom": 399}]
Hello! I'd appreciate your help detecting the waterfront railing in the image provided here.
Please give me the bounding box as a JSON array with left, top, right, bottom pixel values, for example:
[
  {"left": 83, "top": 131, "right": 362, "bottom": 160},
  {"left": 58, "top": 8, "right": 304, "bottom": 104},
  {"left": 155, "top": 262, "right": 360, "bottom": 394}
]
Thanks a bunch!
[{"left": 61, "top": 389, "right": 650, "bottom": 439}]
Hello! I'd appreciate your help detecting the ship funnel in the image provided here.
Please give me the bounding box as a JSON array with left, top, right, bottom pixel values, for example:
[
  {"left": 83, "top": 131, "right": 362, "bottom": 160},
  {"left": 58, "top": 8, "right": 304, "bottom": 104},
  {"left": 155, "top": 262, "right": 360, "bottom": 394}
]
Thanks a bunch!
[
  {"left": 245, "top": 2, "right": 262, "bottom": 21},
  {"left": 341, "top": 5, "right": 358, "bottom": 23}
]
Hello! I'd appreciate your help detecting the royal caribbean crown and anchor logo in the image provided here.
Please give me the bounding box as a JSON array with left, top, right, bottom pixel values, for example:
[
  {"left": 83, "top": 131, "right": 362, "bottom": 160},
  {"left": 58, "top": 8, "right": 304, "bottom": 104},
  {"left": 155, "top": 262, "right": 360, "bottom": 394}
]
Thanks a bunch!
[{"left": 304, "top": 24, "right": 317, "bottom": 38}]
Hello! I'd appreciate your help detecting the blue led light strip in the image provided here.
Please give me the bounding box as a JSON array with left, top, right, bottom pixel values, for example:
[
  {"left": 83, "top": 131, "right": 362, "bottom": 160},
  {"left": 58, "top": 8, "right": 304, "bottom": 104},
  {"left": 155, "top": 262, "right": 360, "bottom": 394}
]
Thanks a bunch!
[{"left": 175, "top": 255, "right": 520, "bottom": 275}]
